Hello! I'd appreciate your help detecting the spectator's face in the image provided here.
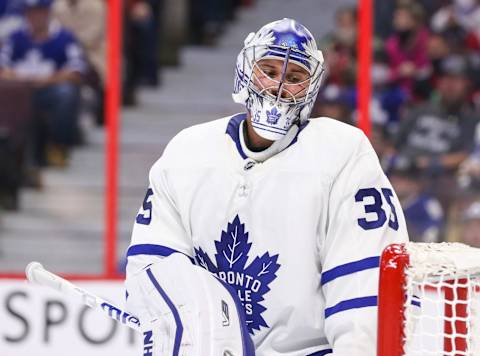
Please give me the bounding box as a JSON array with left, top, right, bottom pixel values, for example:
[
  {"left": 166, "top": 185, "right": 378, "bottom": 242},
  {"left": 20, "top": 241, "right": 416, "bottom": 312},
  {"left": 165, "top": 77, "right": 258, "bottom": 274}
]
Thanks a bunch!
[
  {"left": 314, "top": 103, "right": 351, "bottom": 123},
  {"left": 427, "top": 36, "right": 449, "bottom": 61},
  {"left": 336, "top": 10, "right": 356, "bottom": 29},
  {"left": 335, "top": 10, "right": 356, "bottom": 45},
  {"left": 390, "top": 174, "right": 420, "bottom": 201},
  {"left": 370, "top": 126, "right": 388, "bottom": 156},
  {"left": 25, "top": 7, "right": 50, "bottom": 33},
  {"left": 393, "top": 8, "right": 416, "bottom": 32},
  {"left": 462, "top": 219, "right": 480, "bottom": 248},
  {"left": 438, "top": 75, "right": 470, "bottom": 105}
]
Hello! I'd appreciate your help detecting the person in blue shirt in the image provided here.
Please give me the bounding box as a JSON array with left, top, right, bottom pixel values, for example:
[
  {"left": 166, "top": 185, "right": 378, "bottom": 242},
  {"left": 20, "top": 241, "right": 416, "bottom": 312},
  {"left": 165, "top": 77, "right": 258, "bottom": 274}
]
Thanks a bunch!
[
  {"left": 0, "top": 0, "right": 86, "bottom": 167},
  {"left": 388, "top": 156, "right": 445, "bottom": 242},
  {"left": 461, "top": 201, "right": 480, "bottom": 248}
]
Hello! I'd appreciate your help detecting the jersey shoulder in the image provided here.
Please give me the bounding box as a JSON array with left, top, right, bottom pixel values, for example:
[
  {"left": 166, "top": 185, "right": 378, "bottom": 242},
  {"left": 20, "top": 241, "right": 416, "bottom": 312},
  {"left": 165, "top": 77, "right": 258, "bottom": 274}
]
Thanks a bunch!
[
  {"left": 303, "top": 117, "right": 374, "bottom": 159},
  {"left": 306, "top": 117, "right": 366, "bottom": 145}
]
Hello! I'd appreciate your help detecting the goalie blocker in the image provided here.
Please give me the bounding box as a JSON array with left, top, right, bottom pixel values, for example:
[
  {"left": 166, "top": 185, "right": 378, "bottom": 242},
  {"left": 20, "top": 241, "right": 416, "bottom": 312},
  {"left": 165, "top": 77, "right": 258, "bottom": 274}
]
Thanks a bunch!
[{"left": 125, "top": 253, "right": 255, "bottom": 356}]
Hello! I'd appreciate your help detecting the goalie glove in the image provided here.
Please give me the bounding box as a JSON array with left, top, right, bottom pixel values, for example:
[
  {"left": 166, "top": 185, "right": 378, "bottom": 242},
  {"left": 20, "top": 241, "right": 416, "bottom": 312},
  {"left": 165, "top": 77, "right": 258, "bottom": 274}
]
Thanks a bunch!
[{"left": 126, "top": 253, "right": 255, "bottom": 356}]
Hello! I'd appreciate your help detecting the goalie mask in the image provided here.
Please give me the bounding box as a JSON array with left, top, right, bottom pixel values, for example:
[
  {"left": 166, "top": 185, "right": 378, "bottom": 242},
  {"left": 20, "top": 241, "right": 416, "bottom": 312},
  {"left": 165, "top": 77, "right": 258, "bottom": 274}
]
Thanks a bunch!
[{"left": 233, "top": 18, "right": 325, "bottom": 141}]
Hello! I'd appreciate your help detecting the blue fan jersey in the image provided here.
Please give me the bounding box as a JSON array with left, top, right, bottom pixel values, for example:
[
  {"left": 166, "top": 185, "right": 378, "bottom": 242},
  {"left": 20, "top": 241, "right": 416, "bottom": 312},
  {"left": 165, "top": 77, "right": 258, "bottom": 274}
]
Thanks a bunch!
[
  {"left": 0, "top": 0, "right": 23, "bottom": 16},
  {"left": 126, "top": 114, "right": 409, "bottom": 355},
  {"left": 0, "top": 21, "right": 85, "bottom": 78},
  {"left": 403, "top": 193, "right": 444, "bottom": 243}
]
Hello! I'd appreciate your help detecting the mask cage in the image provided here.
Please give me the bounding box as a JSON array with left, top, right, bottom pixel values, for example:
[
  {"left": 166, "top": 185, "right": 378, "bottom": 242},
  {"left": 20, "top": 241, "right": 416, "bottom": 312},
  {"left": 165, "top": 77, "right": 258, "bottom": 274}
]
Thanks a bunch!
[{"left": 238, "top": 44, "right": 324, "bottom": 107}]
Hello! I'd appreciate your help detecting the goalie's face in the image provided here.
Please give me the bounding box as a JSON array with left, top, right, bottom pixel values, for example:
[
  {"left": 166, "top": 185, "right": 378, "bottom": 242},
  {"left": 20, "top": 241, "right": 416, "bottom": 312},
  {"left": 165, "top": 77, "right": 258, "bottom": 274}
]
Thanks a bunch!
[{"left": 252, "top": 58, "right": 311, "bottom": 103}]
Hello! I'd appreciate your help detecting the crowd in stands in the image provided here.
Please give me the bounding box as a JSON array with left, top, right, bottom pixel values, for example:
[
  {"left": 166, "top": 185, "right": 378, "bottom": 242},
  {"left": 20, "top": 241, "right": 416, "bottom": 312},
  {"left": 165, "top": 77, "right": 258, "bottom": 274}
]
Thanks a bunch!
[
  {"left": 313, "top": 0, "right": 480, "bottom": 246},
  {"left": 2, "top": 0, "right": 479, "bottom": 248},
  {"left": 0, "top": 0, "right": 90, "bottom": 210},
  {"left": 0, "top": 0, "right": 248, "bottom": 211}
]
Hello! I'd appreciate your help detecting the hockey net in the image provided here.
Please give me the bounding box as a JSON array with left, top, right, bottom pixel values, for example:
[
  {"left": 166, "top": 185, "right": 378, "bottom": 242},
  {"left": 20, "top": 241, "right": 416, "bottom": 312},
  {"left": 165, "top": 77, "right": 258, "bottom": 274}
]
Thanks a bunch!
[{"left": 378, "top": 243, "right": 480, "bottom": 356}]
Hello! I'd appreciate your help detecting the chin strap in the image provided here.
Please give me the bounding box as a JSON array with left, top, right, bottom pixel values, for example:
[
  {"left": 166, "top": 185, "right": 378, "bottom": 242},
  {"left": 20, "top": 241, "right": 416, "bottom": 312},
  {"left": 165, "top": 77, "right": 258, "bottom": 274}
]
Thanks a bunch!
[{"left": 239, "top": 120, "right": 300, "bottom": 162}]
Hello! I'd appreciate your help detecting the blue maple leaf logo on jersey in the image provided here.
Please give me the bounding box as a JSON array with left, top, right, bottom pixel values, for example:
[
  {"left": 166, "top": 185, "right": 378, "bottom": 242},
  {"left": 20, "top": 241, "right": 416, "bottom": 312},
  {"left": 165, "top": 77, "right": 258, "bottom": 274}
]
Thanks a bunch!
[
  {"left": 194, "top": 215, "right": 281, "bottom": 335},
  {"left": 266, "top": 107, "right": 281, "bottom": 125}
]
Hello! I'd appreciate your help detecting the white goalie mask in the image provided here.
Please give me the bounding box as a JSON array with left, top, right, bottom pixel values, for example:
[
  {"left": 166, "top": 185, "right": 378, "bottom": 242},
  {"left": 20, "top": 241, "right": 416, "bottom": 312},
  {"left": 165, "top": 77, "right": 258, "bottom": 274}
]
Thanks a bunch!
[{"left": 233, "top": 18, "right": 325, "bottom": 141}]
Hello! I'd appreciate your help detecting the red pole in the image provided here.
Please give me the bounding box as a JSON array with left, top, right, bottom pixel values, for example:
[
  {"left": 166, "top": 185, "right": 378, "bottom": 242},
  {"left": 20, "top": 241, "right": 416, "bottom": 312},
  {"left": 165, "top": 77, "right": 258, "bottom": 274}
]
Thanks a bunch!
[
  {"left": 377, "top": 244, "right": 409, "bottom": 356},
  {"left": 357, "top": 0, "right": 372, "bottom": 137},
  {"left": 105, "top": 0, "right": 122, "bottom": 277}
]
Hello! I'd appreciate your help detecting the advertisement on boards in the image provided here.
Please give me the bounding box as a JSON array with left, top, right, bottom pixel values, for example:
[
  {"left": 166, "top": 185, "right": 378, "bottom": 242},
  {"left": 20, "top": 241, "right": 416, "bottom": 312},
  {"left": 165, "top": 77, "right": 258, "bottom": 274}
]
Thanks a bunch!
[{"left": 0, "top": 280, "right": 140, "bottom": 356}]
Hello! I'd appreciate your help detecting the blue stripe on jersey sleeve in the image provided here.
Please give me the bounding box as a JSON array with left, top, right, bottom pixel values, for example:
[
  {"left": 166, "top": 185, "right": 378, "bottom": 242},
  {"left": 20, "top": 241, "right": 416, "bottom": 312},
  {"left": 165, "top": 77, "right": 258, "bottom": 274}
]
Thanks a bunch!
[
  {"left": 320, "top": 256, "right": 380, "bottom": 286},
  {"left": 324, "top": 296, "right": 377, "bottom": 319},
  {"left": 146, "top": 268, "right": 183, "bottom": 356},
  {"left": 307, "top": 349, "right": 333, "bottom": 355},
  {"left": 127, "top": 244, "right": 194, "bottom": 263}
]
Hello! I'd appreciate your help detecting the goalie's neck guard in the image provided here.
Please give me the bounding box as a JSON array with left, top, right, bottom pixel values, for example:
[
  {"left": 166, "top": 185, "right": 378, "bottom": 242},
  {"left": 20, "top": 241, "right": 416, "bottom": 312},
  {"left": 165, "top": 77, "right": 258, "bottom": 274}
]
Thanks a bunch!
[
  {"left": 239, "top": 120, "right": 300, "bottom": 162},
  {"left": 226, "top": 113, "right": 309, "bottom": 162}
]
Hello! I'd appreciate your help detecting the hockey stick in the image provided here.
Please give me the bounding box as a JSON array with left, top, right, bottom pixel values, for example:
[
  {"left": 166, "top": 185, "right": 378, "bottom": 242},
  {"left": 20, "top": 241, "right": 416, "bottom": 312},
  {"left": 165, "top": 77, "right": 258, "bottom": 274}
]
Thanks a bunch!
[{"left": 25, "top": 261, "right": 141, "bottom": 332}]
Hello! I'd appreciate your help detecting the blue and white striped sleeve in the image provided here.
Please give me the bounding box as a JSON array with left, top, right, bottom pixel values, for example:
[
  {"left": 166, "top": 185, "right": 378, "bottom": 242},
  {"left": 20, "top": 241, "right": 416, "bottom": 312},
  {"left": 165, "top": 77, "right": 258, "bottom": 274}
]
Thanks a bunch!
[{"left": 321, "top": 133, "right": 409, "bottom": 355}]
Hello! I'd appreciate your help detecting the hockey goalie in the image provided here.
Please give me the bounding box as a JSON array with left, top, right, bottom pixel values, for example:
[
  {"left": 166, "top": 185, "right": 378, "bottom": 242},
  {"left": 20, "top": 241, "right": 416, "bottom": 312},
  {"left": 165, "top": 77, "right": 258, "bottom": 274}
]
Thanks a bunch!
[{"left": 125, "top": 18, "right": 409, "bottom": 356}]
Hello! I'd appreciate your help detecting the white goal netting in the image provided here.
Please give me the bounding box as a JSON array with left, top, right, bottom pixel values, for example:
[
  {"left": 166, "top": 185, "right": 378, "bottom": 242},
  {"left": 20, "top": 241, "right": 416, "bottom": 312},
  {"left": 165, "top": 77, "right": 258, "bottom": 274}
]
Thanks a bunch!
[{"left": 402, "top": 243, "right": 480, "bottom": 356}]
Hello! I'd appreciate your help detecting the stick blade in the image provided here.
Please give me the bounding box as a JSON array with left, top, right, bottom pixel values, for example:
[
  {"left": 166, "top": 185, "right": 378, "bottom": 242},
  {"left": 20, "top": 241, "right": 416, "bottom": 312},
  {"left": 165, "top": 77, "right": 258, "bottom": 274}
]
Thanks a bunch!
[{"left": 25, "top": 261, "right": 44, "bottom": 284}]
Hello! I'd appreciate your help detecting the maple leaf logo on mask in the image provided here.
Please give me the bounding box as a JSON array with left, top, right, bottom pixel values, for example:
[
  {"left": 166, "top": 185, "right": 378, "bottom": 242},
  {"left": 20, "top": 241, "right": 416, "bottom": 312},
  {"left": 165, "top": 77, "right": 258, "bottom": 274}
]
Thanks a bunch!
[
  {"left": 266, "top": 107, "right": 281, "bottom": 125},
  {"left": 194, "top": 215, "right": 281, "bottom": 335}
]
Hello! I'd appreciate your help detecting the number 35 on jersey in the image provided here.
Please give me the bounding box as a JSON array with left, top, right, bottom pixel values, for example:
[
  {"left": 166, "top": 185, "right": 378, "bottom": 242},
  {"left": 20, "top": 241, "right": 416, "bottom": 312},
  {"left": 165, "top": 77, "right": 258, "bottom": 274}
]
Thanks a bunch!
[{"left": 355, "top": 187, "right": 399, "bottom": 231}]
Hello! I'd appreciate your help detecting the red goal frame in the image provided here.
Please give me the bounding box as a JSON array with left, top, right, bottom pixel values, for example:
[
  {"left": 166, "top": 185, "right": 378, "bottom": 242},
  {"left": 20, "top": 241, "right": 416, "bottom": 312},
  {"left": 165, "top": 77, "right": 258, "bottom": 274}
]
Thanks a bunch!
[{"left": 378, "top": 244, "right": 470, "bottom": 356}]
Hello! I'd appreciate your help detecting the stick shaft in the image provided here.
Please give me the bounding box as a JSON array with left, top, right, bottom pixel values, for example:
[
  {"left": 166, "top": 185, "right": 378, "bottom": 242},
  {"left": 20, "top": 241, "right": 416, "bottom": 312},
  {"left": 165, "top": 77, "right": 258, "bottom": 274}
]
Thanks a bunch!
[{"left": 25, "top": 262, "right": 140, "bottom": 331}]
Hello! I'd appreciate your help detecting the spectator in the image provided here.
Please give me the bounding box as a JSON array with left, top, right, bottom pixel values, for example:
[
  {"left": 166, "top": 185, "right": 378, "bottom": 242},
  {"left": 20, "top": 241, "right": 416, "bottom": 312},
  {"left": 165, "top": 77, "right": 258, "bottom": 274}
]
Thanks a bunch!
[
  {"left": 458, "top": 120, "right": 480, "bottom": 189},
  {"left": 320, "top": 6, "right": 357, "bottom": 88},
  {"left": 370, "top": 123, "right": 396, "bottom": 171},
  {"left": 460, "top": 200, "right": 480, "bottom": 247},
  {"left": 123, "top": 0, "right": 162, "bottom": 106},
  {"left": 427, "top": 32, "right": 451, "bottom": 79},
  {"left": 371, "top": 48, "right": 408, "bottom": 129},
  {"left": 0, "top": 80, "right": 32, "bottom": 209},
  {"left": 374, "top": 0, "right": 396, "bottom": 39},
  {"left": 409, "top": 32, "right": 452, "bottom": 101},
  {"left": 0, "top": 0, "right": 86, "bottom": 168},
  {"left": 312, "top": 84, "right": 354, "bottom": 125},
  {"left": 388, "top": 157, "right": 444, "bottom": 242},
  {"left": 431, "top": 0, "right": 480, "bottom": 35},
  {"left": 53, "top": 0, "right": 106, "bottom": 126},
  {"left": 188, "top": 0, "right": 237, "bottom": 45},
  {"left": 395, "top": 55, "right": 479, "bottom": 207},
  {"left": 375, "top": 0, "right": 444, "bottom": 39},
  {"left": 385, "top": 3, "right": 430, "bottom": 98}
]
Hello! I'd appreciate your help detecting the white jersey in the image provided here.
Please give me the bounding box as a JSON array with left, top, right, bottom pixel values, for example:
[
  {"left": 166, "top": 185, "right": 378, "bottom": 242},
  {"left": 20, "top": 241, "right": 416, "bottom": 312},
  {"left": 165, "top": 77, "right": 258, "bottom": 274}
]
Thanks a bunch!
[{"left": 126, "top": 113, "right": 409, "bottom": 356}]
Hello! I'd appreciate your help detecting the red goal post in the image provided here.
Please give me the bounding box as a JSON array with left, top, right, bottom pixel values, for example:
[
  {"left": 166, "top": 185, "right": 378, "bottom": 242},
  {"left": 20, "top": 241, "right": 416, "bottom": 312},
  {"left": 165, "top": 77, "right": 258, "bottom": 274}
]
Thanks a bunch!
[{"left": 378, "top": 243, "right": 480, "bottom": 355}]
